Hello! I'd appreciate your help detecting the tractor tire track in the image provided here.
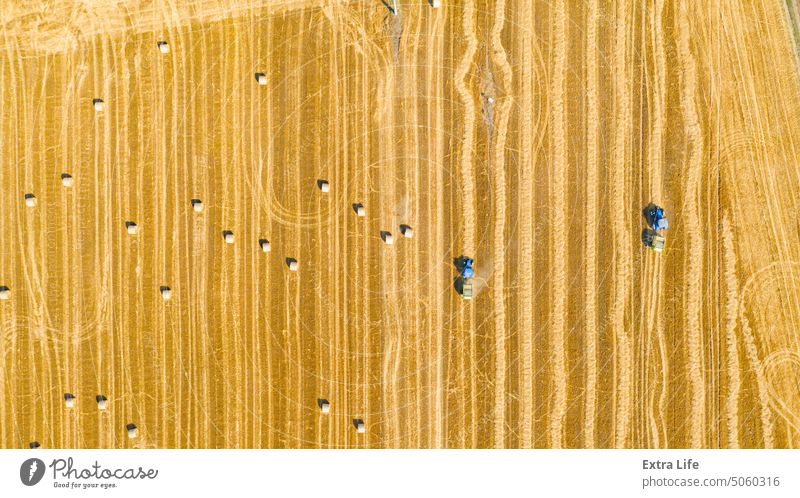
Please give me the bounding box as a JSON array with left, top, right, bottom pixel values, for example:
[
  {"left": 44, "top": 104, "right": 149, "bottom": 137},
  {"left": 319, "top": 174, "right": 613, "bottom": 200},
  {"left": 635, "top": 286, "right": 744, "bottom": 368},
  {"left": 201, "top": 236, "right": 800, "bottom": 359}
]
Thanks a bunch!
[
  {"left": 488, "top": 0, "right": 513, "bottom": 449},
  {"left": 647, "top": 0, "right": 669, "bottom": 448},
  {"left": 518, "top": 0, "right": 535, "bottom": 449},
  {"left": 611, "top": 0, "right": 633, "bottom": 448},
  {"left": 583, "top": 0, "right": 599, "bottom": 449},
  {"left": 677, "top": 0, "right": 707, "bottom": 448},
  {"left": 430, "top": 4, "right": 446, "bottom": 449},
  {"left": 548, "top": 0, "right": 567, "bottom": 449},
  {"left": 721, "top": 213, "right": 740, "bottom": 448},
  {"left": 454, "top": 0, "right": 478, "bottom": 259}
]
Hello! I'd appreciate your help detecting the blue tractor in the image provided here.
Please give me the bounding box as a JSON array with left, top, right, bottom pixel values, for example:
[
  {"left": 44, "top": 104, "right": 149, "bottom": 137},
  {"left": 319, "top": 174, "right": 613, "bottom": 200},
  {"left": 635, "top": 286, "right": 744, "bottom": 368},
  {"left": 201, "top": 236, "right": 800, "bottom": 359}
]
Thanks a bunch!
[
  {"left": 456, "top": 257, "right": 475, "bottom": 300},
  {"left": 461, "top": 258, "right": 475, "bottom": 279},
  {"left": 644, "top": 203, "right": 669, "bottom": 231}
]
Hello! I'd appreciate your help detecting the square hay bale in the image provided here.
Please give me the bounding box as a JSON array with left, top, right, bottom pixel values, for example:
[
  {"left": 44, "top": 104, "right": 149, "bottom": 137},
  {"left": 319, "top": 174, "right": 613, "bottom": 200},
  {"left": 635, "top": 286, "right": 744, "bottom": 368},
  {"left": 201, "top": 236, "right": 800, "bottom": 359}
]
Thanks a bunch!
[
  {"left": 64, "top": 393, "right": 75, "bottom": 409},
  {"left": 286, "top": 258, "right": 298, "bottom": 271},
  {"left": 259, "top": 239, "right": 271, "bottom": 253},
  {"left": 381, "top": 231, "right": 393, "bottom": 245},
  {"left": 61, "top": 173, "right": 74, "bottom": 187},
  {"left": 317, "top": 179, "right": 330, "bottom": 193},
  {"left": 96, "top": 395, "right": 108, "bottom": 410},
  {"left": 0, "top": 286, "right": 10, "bottom": 300},
  {"left": 125, "top": 221, "right": 138, "bottom": 235},
  {"left": 191, "top": 198, "right": 203, "bottom": 212},
  {"left": 157, "top": 41, "right": 170, "bottom": 53},
  {"left": 126, "top": 423, "right": 138, "bottom": 438},
  {"left": 430, "top": 0, "right": 442, "bottom": 7},
  {"left": 160, "top": 286, "right": 172, "bottom": 301},
  {"left": 29, "top": 441, "right": 40, "bottom": 449},
  {"left": 353, "top": 203, "right": 366, "bottom": 217},
  {"left": 400, "top": 224, "right": 413, "bottom": 238},
  {"left": 462, "top": 281, "right": 473, "bottom": 300},
  {"left": 223, "top": 230, "right": 235, "bottom": 244},
  {"left": 255, "top": 72, "right": 267, "bottom": 85},
  {"left": 353, "top": 418, "right": 365, "bottom": 433},
  {"left": 317, "top": 399, "right": 330, "bottom": 414},
  {"left": 93, "top": 98, "right": 104, "bottom": 111},
  {"left": 24, "top": 193, "right": 37, "bottom": 207}
]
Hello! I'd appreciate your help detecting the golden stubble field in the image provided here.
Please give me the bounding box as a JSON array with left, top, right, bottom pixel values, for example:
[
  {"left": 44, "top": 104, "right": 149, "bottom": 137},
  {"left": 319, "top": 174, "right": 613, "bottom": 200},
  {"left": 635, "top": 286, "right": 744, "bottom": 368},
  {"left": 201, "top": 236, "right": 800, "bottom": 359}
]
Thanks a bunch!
[{"left": 1, "top": 0, "right": 800, "bottom": 448}]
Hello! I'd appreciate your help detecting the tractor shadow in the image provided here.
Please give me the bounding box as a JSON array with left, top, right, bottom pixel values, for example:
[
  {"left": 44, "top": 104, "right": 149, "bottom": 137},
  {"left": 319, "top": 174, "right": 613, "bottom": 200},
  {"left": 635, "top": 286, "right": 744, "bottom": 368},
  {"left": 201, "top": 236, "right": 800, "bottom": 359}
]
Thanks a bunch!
[
  {"left": 453, "top": 276, "right": 466, "bottom": 295},
  {"left": 453, "top": 256, "right": 469, "bottom": 296},
  {"left": 453, "top": 256, "right": 468, "bottom": 271},
  {"left": 642, "top": 203, "right": 657, "bottom": 227}
]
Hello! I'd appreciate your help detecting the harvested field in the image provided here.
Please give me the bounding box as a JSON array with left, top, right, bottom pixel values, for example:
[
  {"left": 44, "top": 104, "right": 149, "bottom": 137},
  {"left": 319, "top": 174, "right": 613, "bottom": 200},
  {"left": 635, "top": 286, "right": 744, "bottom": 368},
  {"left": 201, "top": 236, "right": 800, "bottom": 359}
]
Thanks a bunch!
[{"left": 1, "top": 0, "right": 800, "bottom": 448}]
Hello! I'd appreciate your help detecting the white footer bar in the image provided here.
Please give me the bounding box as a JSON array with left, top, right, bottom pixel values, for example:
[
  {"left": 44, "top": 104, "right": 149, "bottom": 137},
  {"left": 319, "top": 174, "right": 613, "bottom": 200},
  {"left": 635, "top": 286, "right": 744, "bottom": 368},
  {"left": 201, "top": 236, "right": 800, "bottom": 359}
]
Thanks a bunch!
[{"left": 3, "top": 450, "right": 798, "bottom": 497}]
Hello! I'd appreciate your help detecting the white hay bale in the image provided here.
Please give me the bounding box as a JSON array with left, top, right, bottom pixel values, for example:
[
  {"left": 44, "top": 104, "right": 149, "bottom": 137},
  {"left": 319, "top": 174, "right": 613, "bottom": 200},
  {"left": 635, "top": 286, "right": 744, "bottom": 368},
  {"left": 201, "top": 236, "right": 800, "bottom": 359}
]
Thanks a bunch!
[
  {"left": 354, "top": 419, "right": 365, "bottom": 433},
  {"left": 24, "top": 194, "right": 37, "bottom": 207},
  {"left": 64, "top": 393, "right": 75, "bottom": 408},
  {"left": 318, "top": 180, "right": 330, "bottom": 193},
  {"left": 61, "top": 173, "right": 74, "bottom": 187},
  {"left": 354, "top": 203, "right": 366, "bottom": 217},
  {"left": 255, "top": 72, "right": 267, "bottom": 85},
  {"left": 223, "top": 231, "right": 235, "bottom": 244},
  {"left": 287, "top": 258, "right": 298, "bottom": 271},
  {"left": 191, "top": 198, "right": 203, "bottom": 212},
  {"left": 0, "top": 286, "right": 10, "bottom": 300},
  {"left": 96, "top": 395, "right": 108, "bottom": 410},
  {"left": 126, "top": 221, "right": 138, "bottom": 235},
  {"left": 93, "top": 98, "right": 104, "bottom": 112},
  {"left": 126, "top": 423, "right": 138, "bottom": 438},
  {"left": 400, "top": 225, "right": 413, "bottom": 238},
  {"left": 259, "top": 239, "right": 271, "bottom": 253},
  {"left": 382, "top": 231, "right": 393, "bottom": 245},
  {"left": 430, "top": 0, "right": 442, "bottom": 7},
  {"left": 157, "top": 41, "right": 170, "bottom": 53},
  {"left": 160, "top": 286, "right": 172, "bottom": 300},
  {"left": 318, "top": 399, "right": 330, "bottom": 414}
]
